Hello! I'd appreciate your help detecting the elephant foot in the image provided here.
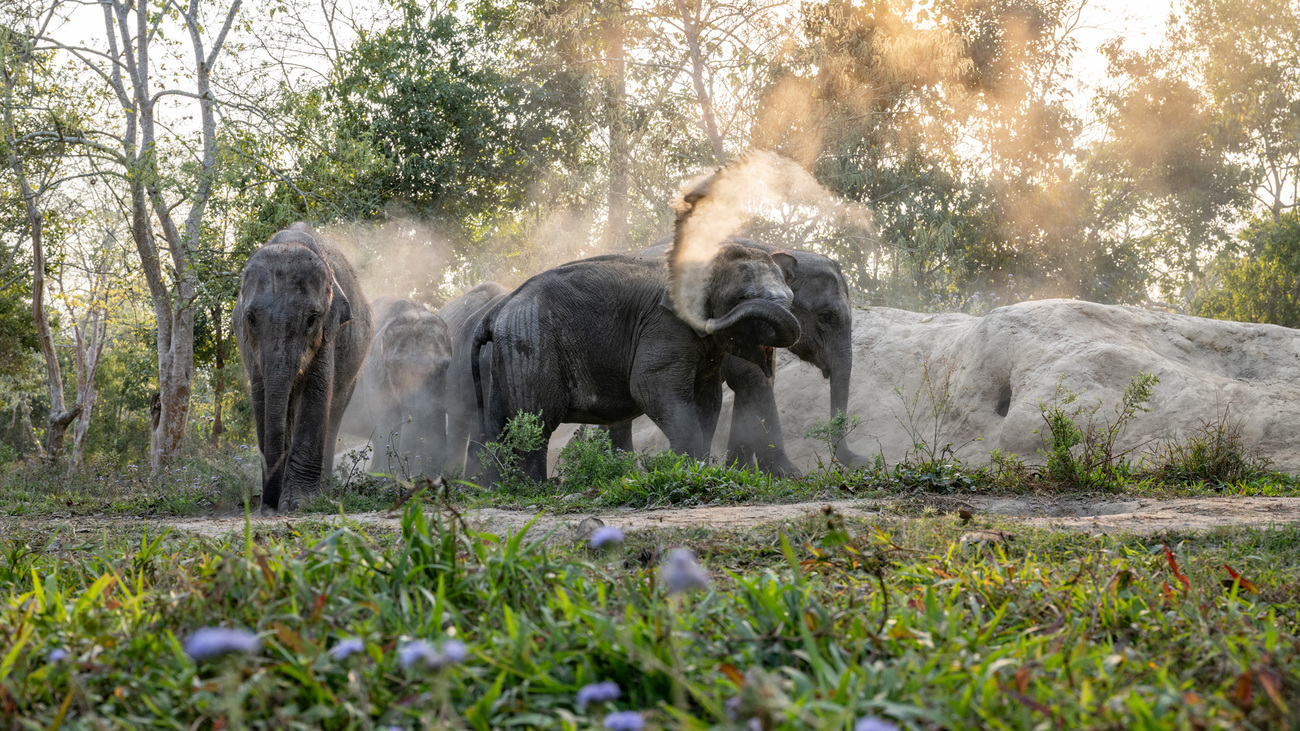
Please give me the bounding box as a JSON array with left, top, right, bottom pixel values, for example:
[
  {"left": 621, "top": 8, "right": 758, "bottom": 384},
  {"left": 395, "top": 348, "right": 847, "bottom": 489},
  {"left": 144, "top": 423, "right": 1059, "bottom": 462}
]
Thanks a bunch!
[
  {"left": 835, "top": 445, "right": 871, "bottom": 472},
  {"left": 258, "top": 502, "right": 281, "bottom": 517},
  {"left": 760, "top": 457, "right": 802, "bottom": 479}
]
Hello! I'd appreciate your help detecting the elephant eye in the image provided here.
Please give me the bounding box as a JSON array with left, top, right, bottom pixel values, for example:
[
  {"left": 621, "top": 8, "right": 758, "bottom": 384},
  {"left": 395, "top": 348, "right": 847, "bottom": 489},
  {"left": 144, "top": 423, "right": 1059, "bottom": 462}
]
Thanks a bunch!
[
  {"left": 245, "top": 311, "right": 258, "bottom": 328},
  {"left": 305, "top": 311, "right": 320, "bottom": 329},
  {"left": 819, "top": 310, "right": 838, "bottom": 325}
]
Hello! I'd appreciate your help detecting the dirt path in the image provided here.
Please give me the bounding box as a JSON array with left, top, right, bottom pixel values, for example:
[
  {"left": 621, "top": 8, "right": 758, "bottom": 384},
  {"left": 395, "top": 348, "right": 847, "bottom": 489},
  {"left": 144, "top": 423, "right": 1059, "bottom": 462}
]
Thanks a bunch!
[{"left": 115, "top": 494, "right": 1300, "bottom": 540}]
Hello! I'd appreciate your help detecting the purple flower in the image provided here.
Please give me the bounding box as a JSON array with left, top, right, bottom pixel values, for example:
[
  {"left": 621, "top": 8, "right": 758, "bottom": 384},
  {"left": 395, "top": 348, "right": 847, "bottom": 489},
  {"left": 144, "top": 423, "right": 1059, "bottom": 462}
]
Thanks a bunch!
[
  {"left": 589, "top": 526, "right": 625, "bottom": 549},
  {"left": 577, "top": 680, "right": 621, "bottom": 710},
  {"left": 330, "top": 638, "right": 365, "bottom": 660},
  {"left": 440, "top": 639, "right": 468, "bottom": 665},
  {"left": 854, "top": 718, "right": 900, "bottom": 731},
  {"left": 398, "top": 638, "right": 467, "bottom": 670},
  {"left": 603, "top": 710, "right": 645, "bottom": 731},
  {"left": 661, "top": 547, "right": 710, "bottom": 594},
  {"left": 183, "top": 627, "right": 261, "bottom": 661},
  {"left": 47, "top": 649, "right": 68, "bottom": 662}
]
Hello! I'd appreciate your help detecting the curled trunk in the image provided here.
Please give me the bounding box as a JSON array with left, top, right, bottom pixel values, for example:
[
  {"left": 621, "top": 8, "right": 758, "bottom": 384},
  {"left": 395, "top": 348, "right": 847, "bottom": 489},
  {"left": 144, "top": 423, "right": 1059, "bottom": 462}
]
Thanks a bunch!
[{"left": 705, "top": 299, "right": 800, "bottom": 347}]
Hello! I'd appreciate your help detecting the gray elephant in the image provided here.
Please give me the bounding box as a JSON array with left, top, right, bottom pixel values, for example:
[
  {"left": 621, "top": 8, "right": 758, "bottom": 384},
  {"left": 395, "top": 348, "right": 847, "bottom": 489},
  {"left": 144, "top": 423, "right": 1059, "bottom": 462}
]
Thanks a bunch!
[
  {"left": 437, "top": 282, "right": 509, "bottom": 476},
  {"left": 614, "top": 237, "right": 860, "bottom": 475},
  {"left": 234, "top": 223, "right": 373, "bottom": 513},
  {"left": 344, "top": 298, "right": 452, "bottom": 476},
  {"left": 471, "top": 180, "right": 802, "bottom": 484}
]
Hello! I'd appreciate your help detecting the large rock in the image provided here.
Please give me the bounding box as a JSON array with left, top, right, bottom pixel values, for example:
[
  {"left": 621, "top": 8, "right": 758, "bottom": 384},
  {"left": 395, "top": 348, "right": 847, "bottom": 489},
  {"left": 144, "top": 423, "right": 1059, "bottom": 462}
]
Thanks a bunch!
[{"left": 550, "top": 299, "right": 1300, "bottom": 474}]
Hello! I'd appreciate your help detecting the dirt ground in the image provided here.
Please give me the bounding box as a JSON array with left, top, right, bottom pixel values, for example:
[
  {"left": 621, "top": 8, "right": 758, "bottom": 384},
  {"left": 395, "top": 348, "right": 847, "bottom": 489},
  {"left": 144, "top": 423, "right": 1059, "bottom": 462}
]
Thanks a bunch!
[{"left": 40, "top": 494, "right": 1292, "bottom": 541}]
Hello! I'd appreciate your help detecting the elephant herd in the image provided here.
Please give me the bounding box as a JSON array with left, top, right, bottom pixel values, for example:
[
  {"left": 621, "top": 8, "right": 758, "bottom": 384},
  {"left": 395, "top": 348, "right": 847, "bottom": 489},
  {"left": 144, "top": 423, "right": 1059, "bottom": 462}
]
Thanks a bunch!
[{"left": 235, "top": 169, "right": 862, "bottom": 514}]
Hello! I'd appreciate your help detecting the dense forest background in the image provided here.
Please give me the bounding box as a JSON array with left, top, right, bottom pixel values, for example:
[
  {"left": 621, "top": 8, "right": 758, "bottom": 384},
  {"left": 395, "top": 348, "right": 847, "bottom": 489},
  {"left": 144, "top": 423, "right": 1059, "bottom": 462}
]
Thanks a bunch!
[{"left": 1, "top": 0, "right": 1299, "bottom": 471}]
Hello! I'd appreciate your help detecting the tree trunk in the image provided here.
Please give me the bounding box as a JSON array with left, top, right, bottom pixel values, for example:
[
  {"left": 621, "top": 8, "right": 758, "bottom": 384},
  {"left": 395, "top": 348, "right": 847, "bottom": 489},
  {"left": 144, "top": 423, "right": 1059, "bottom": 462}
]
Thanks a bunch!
[
  {"left": 675, "top": 0, "right": 725, "bottom": 166},
  {"left": 68, "top": 308, "right": 107, "bottom": 474},
  {"left": 19, "top": 394, "right": 44, "bottom": 460},
  {"left": 605, "top": 0, "right": 629, "bottom": 250},
  {"left": 211, "top": 304, "right": 226, "bottom": 449}
]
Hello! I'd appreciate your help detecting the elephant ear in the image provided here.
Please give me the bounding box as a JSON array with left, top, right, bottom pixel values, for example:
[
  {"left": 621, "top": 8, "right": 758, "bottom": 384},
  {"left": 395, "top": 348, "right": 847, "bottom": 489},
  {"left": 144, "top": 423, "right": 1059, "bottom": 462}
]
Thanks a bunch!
[{"left": 771, "top": 251, "right": 798, "bottom": 285}]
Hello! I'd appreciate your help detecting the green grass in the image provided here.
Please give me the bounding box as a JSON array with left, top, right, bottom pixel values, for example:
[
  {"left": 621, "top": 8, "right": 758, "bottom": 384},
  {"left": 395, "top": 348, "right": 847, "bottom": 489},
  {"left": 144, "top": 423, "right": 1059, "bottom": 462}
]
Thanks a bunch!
[{"left": 0, "top": 500, "right": 1296, "bottom": 729}]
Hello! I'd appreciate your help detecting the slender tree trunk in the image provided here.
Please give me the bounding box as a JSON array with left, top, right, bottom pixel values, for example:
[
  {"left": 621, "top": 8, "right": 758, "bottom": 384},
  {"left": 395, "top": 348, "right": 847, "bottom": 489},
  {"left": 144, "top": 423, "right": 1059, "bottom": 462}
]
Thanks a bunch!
[
  {"left": 674, "top": 0, "right": 725, "bottom": 166},
  {"left": 19, "top": 394, "right": 44, "bottom": 460},
  {"left": 68, "top": 308, "right": 107, "bottom": 474},
  {"left": 211, "top": 304, "right": 226, "bottom": 449},
  {"left": 6, "top": 121, "right": 78, "bottom": 463},
  {"left": 605, "top": 0, "right": 629, "bottom": 250}
]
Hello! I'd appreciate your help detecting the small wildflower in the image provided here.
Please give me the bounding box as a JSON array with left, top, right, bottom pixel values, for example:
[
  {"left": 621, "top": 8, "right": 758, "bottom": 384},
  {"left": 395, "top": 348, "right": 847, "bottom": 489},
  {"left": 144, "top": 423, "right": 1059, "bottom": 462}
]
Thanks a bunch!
[
  {"left": 589, "top": 526, "right": 625, "bottom": 549},
  {"left": 854, "top": 718, "right": 900, "bottom": 731},
  {"left": 47, "top": 649, "right": 68, "bottom": 662},
  {"left": 661, "top": 547, "right": 710, "bottom": 593},
  {"left": 603, "top": 710, "right": 645, "bottom": 731},
  {"left": 398, "top": 638, "right": 467, "bottom": 670},
  {"left": 330, "top": 638, "right": 365, "bottom": 660},
  {"left": 398, "top": 640, "right": 437, "bottom": 669},
  {"left": 184, "top": 627, "right": 261, "bottom": 661},
  {"left": 577, "top": 680, "right": 621, "bottom": 710}
]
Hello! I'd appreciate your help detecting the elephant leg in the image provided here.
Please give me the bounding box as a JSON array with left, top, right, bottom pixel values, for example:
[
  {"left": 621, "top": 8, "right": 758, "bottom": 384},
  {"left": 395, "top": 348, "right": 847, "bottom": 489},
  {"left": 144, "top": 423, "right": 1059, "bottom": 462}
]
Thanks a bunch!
[
  {"left": 283, "top": 350, "right": 336, "bottom": 509},
  {"left": 723, "top": 356, "right": 801, "bottom": 478},
  {"left": 694, "top": 377, "right": 723, "bottom": 461},
  {"left": 607, "top": 422, "right": 634, "bottom": 452},
  {"left": 640, "top": 386, "right": 707, "bottom": 461}
]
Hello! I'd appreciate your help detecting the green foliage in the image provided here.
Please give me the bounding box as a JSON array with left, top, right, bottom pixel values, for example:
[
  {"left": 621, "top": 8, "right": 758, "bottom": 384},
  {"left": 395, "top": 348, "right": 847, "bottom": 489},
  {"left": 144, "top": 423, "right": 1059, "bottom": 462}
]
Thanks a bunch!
[
  {"left": 1194, "top": 212, "right": 1300, "bottom": 326},
  {"left": 1154, "top": 415, "right": 1274, "bottom": 487},
  {"left": 600, "top": 454, "right": 810, "bottom": 508},
  {"left": 478, "top": 411, "right": 546, "bottom": 493},
  {"left": 2, "top": 507, "right": 1299, "bottom": 728},
  {"left": 555, "top": 426, "right": 636, "bottom": 491},
  {"left": 805, "top": 410, "right": 862, "bottom": 467},
  {"left": 1037, "top": 372, "right": 1160, "bottom": 488}
]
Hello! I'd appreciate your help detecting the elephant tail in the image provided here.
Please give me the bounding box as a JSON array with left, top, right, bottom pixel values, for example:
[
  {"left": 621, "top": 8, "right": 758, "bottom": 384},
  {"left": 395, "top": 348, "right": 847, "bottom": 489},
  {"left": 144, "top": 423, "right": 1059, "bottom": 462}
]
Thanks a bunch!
[{"left": 470, "top": 310, "right": 495, "bottom": 440}]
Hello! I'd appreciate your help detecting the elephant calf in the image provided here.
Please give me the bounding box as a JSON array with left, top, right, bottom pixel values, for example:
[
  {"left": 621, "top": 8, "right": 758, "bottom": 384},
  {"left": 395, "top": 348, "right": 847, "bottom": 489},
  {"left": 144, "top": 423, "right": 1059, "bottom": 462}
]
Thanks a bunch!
[
  {"left": 344, "top": 298, "right": 452, "bottom": 476},
  {"left": 437, "top": 282, "right": 510, "bottom": 477},
  {"left": 234, "top": 223, "right": 373, "bottom": 513}
]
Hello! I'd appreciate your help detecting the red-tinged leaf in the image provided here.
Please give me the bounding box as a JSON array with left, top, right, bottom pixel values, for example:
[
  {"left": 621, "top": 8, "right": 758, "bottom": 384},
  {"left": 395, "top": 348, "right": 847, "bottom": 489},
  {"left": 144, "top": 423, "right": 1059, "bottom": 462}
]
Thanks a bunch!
[
  {"left": 1223, "top": 565, "right": 1258, "bottom": 594},
  {"left": 1014, "top": 667, "right": 1031, "bottom": 695},
  {"left": 1164, "top": 543, "right": 1190, "bottom": 592},
  {"left": 1182, "top": 692, "right": 1201, "bottom": 705},
  {"left": 213, "top": 717, "right": 226, "bottom": 731},
  {"left": 1234, "top": 671, "right": 1254, "bottom": 708},
  {"left": 997, "top": 682, "right": 1053, "bottom": 717},
  {"left": 1258, "top": 667, "right": 1286, "bottom": 711},
  {"left": 1162, "top": 581, "right": 1176, "bottom": 602},
  {"left": 309, "top": 593, "right": 328, "bottom": 623},
  {"left": 718, "top": 663, "right": 745, "bottom": 687},
  {"left": 254, "top": 550, "right": 275, "bottom": 587}
]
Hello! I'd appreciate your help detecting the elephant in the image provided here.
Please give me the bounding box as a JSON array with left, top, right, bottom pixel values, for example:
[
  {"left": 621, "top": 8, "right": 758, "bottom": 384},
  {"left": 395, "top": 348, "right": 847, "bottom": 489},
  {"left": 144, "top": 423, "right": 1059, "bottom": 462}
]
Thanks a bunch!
[
  {"left": 343, "top": 298, "right": 452, "bottom": 476},
  {"left": 470, "top": 229, "right": 801, "bottom": 484},
  {"left": 437, "top": 282, "right": 509, "bottom": 476},
  {"left": 613, "top": 237, "right": 862, "bottom": 475},
  {"left": 234, "top": 223, "right": 372, "bottom": 513}
]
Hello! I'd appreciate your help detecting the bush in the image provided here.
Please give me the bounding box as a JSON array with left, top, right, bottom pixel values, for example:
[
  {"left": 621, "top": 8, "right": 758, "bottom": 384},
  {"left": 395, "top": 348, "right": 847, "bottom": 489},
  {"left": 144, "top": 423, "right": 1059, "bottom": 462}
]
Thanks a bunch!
[
  {"left": 556, "top": 426, "right": 636, "bottom": 492},
  {"left": 1154, "top": 415, "right": 1272, "bottom": 486},
  {"left": 1038, "top": 372, "right": 1159, "bottom": 488},
  {"left": 478, "top": 411, "right": 546, "bottom": 493}
]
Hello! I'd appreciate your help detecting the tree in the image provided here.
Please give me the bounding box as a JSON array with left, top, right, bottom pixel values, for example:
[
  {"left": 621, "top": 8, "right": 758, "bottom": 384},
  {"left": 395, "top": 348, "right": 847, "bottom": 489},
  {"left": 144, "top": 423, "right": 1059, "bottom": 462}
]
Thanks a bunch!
[
  {"left": 35, "top": 0, "right": 243, "bottom": 472},
  {"left": 1193, "top": 212, "right": 1300, "bottom": 326}
]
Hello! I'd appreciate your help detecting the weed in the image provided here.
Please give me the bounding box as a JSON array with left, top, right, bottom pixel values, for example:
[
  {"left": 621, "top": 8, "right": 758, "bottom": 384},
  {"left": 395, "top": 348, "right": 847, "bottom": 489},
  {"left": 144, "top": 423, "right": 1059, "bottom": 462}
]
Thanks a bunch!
[
  {"left": 1037, "top": 371, "right": 1159, "bottom": 489},
  {"left": 556, "top": 426, "right": 636, "bottom": 492},
  {"left": 1154, "top": 410, "right": 1273, "bottom": 487},
  {"left": 805, "top": 410, "right": 862, "bottom": 469},
  {"left": 478, "top": 411, "right": 546, "bottom": 493}
]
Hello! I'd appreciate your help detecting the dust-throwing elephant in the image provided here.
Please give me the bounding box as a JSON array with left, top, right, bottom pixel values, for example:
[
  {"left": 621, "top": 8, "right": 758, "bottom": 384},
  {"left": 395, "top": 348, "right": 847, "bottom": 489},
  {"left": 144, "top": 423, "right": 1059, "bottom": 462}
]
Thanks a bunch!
[
  {"left": 234, "top": 223, "right": 373, "bottom": 513},
  {"left": 619, "top": 237, "right": 860, "bottom": 475},
  {"left": 470, "top": 165, "right": 803, "bottom": 484},
  {"left": 437, "top": 282, "right": 509, "bottom": 477},
  {"left": 344, "top": 298, "right": 452, "bottom": 476}
]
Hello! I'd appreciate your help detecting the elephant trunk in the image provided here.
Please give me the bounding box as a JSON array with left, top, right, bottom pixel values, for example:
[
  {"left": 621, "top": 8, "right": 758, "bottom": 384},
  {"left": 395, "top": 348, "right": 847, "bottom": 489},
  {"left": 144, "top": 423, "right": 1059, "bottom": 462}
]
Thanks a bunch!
[
  {"left": 260, "top": 368, "right": 294, "bottom": 512},
  {"left": 705, "top": 299, "right": 801, "bottom": 348},
  {"left": 827, "top": 343, "right": 864, "bottom": 466}
]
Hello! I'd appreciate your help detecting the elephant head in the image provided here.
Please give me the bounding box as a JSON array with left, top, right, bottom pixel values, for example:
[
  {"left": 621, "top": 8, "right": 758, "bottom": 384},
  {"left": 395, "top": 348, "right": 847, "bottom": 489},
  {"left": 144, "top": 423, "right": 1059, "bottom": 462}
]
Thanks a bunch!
[
  {"left": 235, "top": 224, "right": 353, "bottom": 509},
  {"left": 667, "top": 158, "right": 801, "bottom": 375},
  {"left": 374, "top": 301, "right": 451, "bottom": 472}
]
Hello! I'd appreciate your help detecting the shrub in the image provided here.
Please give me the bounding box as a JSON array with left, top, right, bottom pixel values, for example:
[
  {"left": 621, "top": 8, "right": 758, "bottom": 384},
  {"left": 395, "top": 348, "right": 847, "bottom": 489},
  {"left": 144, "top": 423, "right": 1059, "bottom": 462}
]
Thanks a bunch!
[
  {"left": 1037, "top": 372, "right": 1159, "bottom": 488},
  {"left": 478, "top": 411, "right": 546, "bottom": 492},
  {"left": 1154, "top": 414, "right": 1272, "bottom": 486},
  {"left": 556, "top": 426, "right": 636, "bottom": 492}
]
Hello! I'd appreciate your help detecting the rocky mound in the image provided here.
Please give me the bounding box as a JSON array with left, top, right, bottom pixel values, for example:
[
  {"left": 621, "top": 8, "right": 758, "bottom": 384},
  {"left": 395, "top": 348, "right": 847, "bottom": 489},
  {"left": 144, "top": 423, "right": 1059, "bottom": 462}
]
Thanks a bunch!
[{"left": 551, "top": 299, "right": 1300, "bottom": 474}]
